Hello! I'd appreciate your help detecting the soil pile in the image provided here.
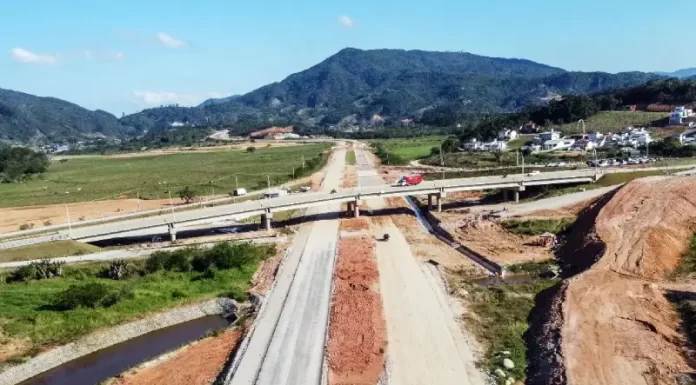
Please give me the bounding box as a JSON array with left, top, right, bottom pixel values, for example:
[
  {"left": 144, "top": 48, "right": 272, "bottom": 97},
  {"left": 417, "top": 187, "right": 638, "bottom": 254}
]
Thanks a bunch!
[
  {"left": 533, "top": 177, "right": 696, "bottom": 385},
  {"left": 110, "top": 330, "right": 242, "bottom": 385},
  {"left": 326, "top": 234, "right": 386, "bottom": 385},
  {"left": 340, "top": 218, "right": 369, "bottom": 232},
  {"left": 445, "top": 215, "right": 553, "bottom": 264}
]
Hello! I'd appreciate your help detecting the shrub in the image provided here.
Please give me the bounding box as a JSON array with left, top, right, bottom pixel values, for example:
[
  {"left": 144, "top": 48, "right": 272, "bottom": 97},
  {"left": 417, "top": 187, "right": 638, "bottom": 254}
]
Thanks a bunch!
[
  {"left": 171, "top": 289, "right": 187, "bottom": 299},
  {"left": 163, "top": 249, "right": 193, "bottom": 272},
  {"left": 51, "top": 282, "right": 132, "bottom": 310},
  {"left": 191, "top": 253, "right": 213, "bottom": 273},
  {"left": 19, "top": 223, "right": 34, "bottom": 231},
  {"left": 9, "top": 260, "right": 64, "bottom": 282},
  {"left": 103, "top": 259, "right": 133, "bottom": 280},
  {"left": 246, "top": 146, "right": 256, "bottom": 153},
  {"left": 43, "top": 220, "right": 52, "bottom": 226},
  {"left": 145, "top": 251, "right": 168, "bottom": 273}
]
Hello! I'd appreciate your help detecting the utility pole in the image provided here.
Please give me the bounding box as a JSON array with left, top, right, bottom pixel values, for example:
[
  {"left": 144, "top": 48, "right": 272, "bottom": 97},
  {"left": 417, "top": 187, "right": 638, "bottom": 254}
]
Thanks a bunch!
[
  {"left": 235, "top": 175, "right": 239, "bottom": 190},
  {"left": 65, "top": 205, "right": 73, "bottom": 238},
  {"left": 302, "top": 156, "right": 305, "bottom": 169},
  {"left": 292, "top": 168, "right": 295, "bottom": 179},
  {"left": 440, "top": 142, "right": 445, "bottom": 181},
  {"left": 168, "top": 190, "right": 176, "bottom": 222},
  {"left": 267, "top": 175, "right": 271, "bottom": 188},
  {"left": 516, "top": 151, "right": 519, "bottom": 167},
  {"left": 136, "top": 189, "right": 141, "bottom": 212},
  {"left": 521, "top": 154, "right": 525, "bottom": 175}
]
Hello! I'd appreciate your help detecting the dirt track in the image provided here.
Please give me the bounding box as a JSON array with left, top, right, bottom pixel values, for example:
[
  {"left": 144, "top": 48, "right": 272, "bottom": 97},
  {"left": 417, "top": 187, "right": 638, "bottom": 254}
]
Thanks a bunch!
[{"left": 536, "top": 177, "right": 696, "bottom": 385}]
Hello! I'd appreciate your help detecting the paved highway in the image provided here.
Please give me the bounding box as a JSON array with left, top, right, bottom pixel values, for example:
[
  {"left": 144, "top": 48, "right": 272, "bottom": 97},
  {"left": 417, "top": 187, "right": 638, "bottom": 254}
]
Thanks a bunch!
[{"left": 226, "top": 147, "right": 344, "bottom": 385}]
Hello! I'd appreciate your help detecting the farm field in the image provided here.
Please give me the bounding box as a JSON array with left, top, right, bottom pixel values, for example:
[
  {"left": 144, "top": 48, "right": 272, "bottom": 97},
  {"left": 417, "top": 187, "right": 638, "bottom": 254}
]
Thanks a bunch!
[
  {"left": 369, "top": 136, "right": 447, "bottom": 162},
  {"left": 0, "top": 241, "right": 100, "bottom": 263},
  {"left": 0, "top": 144, "right": 329, "bottom": 208}
]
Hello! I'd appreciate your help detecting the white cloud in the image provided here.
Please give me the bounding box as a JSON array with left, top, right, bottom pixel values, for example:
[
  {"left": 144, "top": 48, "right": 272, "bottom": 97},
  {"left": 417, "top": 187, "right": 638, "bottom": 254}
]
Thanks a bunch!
[
  {"left": 10, "top": 48, "right": 57, "bottom": 65},
  {"left": 337, "top": 15, "right": 355, "bottom": 28},
  {"left": 157, "top": 33, "right": 187, "bottom": 48},
  {"left": 134, "top": 91, "right": 225, "bottom": 106},
  {"left": 83, "top": 50, "right": 125, "bottom": 61}
]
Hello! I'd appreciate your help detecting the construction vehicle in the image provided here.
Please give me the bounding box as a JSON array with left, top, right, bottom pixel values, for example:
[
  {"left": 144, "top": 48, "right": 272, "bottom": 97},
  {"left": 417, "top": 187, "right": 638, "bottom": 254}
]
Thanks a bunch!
[{"left": 396, "top": 174, "right": 424, "bottom": 186}]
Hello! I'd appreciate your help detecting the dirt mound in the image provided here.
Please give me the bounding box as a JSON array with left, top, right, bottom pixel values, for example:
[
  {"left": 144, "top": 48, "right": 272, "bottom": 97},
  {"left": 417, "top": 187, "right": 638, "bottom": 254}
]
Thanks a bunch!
[
  {"left": 533, "top": 177, "right": 696, "bottom": 385},
  {"left": 111, "top": 330, "right": 242, "bottom": 385},
  {"left": 327, "top": 235, "right": 386, "bottom": 385},
  {"left": 446, "top": 216, "right": 553, "bottom": 264},
  {"left": 340, "top": 218, "right": 369, "bottom": 232}
]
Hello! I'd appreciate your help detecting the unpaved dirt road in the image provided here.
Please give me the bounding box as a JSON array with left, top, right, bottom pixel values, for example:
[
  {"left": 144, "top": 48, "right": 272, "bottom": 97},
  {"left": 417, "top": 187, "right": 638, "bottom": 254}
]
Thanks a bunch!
[
  {"left": 227, "top": 146, "right": 344, "bottom": 385},
  {"left": 355, "top": 147, "right": 486, "bottom": 385}
]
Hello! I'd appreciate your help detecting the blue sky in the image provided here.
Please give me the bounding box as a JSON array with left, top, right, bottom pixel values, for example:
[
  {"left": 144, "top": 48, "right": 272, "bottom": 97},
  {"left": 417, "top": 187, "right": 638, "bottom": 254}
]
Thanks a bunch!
[{"left": 1, "top": 0, "right": 694, "bottom": 115}]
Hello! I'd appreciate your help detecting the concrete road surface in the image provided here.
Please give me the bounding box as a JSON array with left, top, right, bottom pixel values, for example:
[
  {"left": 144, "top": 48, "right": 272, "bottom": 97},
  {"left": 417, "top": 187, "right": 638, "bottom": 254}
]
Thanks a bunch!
[
  {"left": 227, "top": 148, "right": 344, "bottom": 385},
  {"left": 355, "top": 147, "right": 486, "bottom": 385}
]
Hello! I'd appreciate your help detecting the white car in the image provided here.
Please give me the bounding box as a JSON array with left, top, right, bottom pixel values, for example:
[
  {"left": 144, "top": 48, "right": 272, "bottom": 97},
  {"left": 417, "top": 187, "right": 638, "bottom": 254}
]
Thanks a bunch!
[{"left": 528, "top": 170, "right": 541, "bottom": 176}]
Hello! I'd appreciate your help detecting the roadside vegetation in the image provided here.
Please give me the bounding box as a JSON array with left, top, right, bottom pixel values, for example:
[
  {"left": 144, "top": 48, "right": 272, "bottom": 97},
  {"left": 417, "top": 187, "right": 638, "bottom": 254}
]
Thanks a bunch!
[
  {"left": 0, "top": 145, "right": 49, "bottom": 183},
  {"left": 671, "top": 234, "right": 696, "bottom": 279},
  {"left": 0, "top": 242, "right": 274, "bottom": 361},
  {"left": 505, "top": 259, "right": 558, "bottom": 276},
  {"left": 346, "top": 150, "right": 356, "bottom": 166},
  {"left": 448, "top": 269, "right": 558, "bottom": 384},
  {"left": 0, "top": 144, "right": 329, "bottom": 208},
  {"left": 0, "top": 240, "right": 100, "bottom": 263},
  {"left": 502, "top": 218, "right": 575, "bottom": 236}
]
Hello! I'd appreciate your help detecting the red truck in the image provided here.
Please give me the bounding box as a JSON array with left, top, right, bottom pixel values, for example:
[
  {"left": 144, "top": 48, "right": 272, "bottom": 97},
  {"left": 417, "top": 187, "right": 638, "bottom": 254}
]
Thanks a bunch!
[{"left": 397, "top": 174, "right": 423, "bottom": 186}]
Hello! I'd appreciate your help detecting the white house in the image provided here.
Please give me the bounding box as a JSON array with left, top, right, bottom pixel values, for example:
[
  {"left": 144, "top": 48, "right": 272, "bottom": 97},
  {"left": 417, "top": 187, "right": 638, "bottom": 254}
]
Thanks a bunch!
[
  {"left": 538, "top": 130, "right": 561, "bottom": 143},
  {"left": 542, "top": 138, "right": 575, "bottom": 151},
  {"left": 482, "top": 139, "right": 508, "bottom": 151},
  {"left": 670, "top": 106, "right": 695, "bottom": 125},
  {"left": 570, "top": 139, "right": 597, "bottom": 152},
  {"left": 497, "top": 129, "right": 518, "bottom": 141},
  {"left": 462, "top": 139, "right": 482, "bottom": 151}
]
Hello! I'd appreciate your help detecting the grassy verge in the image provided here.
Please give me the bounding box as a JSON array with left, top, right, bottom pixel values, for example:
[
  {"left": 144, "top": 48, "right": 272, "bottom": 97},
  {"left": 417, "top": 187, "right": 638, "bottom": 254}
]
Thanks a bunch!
[
  {"left": 346, "top": 150, "right": 356, "bottom": 166},
  {"left": 555, "top": 111, "right": 668, "bottom": 134},
  {"left": 0, "top": 242, "right": 273, "bottom": 361},
  {"left": 449, "top": 270, "right": 558, "bottom": 384},
  {"left": 368, "top": 136, "right": 446, "bottom": 162},
  {"left": 0, "top": 144, "right": 330, "bottom": 208},
  {"left": 502, "top": 218, "right": 574, "bottom": 236},
  {"left": 505, "top": 259, "right": 557, "bottom": 275},
  {"left": 0, "top": 241, "right": 101, "bottom": 263},
  {"left": 672, "top": 234, "right": 696, "bottom": 278}
]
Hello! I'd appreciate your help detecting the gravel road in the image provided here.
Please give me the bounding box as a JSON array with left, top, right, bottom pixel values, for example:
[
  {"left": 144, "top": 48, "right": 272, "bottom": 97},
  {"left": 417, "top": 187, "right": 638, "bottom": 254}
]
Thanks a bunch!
[
  {"left": 356, "top": 146, "right": 486, "bottom": 385},
  {"left": 227, "top": 147, "right": 344, "bottom": 385}
]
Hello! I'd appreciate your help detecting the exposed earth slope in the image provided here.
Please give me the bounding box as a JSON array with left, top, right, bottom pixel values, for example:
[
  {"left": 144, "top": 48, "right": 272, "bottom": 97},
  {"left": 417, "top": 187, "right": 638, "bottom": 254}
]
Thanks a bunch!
[{"left": 532, "top": 177, "right": 696, "bottom": 385}]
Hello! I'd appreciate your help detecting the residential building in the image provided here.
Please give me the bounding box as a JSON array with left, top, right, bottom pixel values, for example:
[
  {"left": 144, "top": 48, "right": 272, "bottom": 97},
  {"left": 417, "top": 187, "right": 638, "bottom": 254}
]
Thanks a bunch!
[
  {"left": 538, "top": 130, "right": 561, "bottom": 143},
  {"left": 542, "top": 138, "right": 575, "bottom": 151},
  {"left": 497, "top": 129, "right": 518, "bottom": 141},
  {"left": 462, "top": 139, "right": 482, "bottom": 151},
  {"left": 482, "top": 140, "right": 507, "bottom": 151},
  {"left": 570, "top": 139, "right": 597, "bottom": 152},
  {"left": 670, "top": 106, "right": 695, "bottom": 125}
]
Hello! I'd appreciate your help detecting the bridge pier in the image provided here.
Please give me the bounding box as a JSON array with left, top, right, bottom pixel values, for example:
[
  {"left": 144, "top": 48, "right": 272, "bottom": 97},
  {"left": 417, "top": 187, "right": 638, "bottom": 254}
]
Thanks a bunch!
[
  {"left": 353, "top": 199, "right": 360, "bottom": 218},
  {"left": 436, "top": 194, "right": 442, "bottom": 212},
  {"left": 261, "top": 212, "right": 273, "bottom": 231},
  {"left": 513, "top": 190, "right": 519, "bottom": 203},
  {"left": 168, "top": 224, "right": 177, "bottom": 242}
]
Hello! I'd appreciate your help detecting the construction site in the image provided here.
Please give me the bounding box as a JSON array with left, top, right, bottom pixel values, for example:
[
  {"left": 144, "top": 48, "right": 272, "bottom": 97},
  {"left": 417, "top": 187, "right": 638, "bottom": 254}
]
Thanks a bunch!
[{"left": 2, "top": 142, "right": 696, "bottom": 385}]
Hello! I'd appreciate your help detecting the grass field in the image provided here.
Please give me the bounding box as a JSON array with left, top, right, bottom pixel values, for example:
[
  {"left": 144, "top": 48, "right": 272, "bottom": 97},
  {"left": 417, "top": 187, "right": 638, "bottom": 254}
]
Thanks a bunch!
[
  {"left": 0, "top": 241, "right": 100, "bottom": 263},
  {"left": 556, "top": 111, "right": 668, "bottom": 134},
  {"left": 346, "top": 150, "right": 356, "bottom": 166},
  {"left": 0, "top": 243, "right": 269, "bottom": 360},
  {"left": 502, "top": 218, "right": 575, "bottom": 236},
  {"left": 0, "top": 144, "right": 329, "bottom": 208},
  {"left": 368, "top": 136, "right": 446, "bottom": 162}
]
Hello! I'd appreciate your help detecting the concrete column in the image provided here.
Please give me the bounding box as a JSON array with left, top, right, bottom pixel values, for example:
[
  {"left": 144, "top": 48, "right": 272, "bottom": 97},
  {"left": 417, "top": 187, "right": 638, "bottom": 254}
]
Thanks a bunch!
[
  {"left": 262, "top": 212, "right": 273, "bottom": 231},
  {"left": 513, "top": 190, "right": 519, "bottom": 203},
  {"left": 168, "top": 224, "right": 177, "bottom": 242},
  {"left": 427, "top": 194, "right": 434, "bottom": 210},
  {"left": 353, "top": 199, "right": 360, "bottom": 218},
  {"left": 436, "top": 193, "right": 442, "bottom": 213}
]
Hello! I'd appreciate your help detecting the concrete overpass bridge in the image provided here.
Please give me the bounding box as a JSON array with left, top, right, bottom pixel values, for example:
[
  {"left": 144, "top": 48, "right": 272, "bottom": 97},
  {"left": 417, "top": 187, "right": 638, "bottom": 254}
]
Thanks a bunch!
[{"left": 0, "top": 169, "right": 604, "bottom": 248}]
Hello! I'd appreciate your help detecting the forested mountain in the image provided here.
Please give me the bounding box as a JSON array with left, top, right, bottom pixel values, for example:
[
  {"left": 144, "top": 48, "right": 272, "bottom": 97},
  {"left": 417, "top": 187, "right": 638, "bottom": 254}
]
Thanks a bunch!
[
  {"left": 0, "top": 88, "right": 135, "bottom": 145},
  {"left": 0, "top": 48, "right": 666, "bottom": 145},
  {"left": 655, "top": 68, "right": 696, "bottom": 79},
  {"left": 122, "top": 48, "right": 660, "bottom": 131}
]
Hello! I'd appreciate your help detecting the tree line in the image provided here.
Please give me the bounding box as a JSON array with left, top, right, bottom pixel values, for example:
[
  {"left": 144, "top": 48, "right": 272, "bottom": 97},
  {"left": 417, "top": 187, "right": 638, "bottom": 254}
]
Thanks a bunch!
[{"left": 0, "top": 145, "right": 49, "bottom": 183}]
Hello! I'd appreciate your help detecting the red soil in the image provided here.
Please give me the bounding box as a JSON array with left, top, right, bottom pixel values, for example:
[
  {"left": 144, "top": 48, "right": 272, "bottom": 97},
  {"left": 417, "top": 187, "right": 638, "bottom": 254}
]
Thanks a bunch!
[
  {"left": 340, "top": 218, "right": 370, "bottom": 232},
  {"left": 327, "top": 234, "right": 386, "bottom": 385},
  {"left": 112, "top": 330, "right": 242, "bottom": 385}
]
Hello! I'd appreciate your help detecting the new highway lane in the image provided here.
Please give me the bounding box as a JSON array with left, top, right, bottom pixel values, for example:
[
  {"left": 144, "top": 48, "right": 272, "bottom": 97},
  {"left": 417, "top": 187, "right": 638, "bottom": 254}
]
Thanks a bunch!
[{"left": 226, "top": 147, "right": 344, "bottom": 385}]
